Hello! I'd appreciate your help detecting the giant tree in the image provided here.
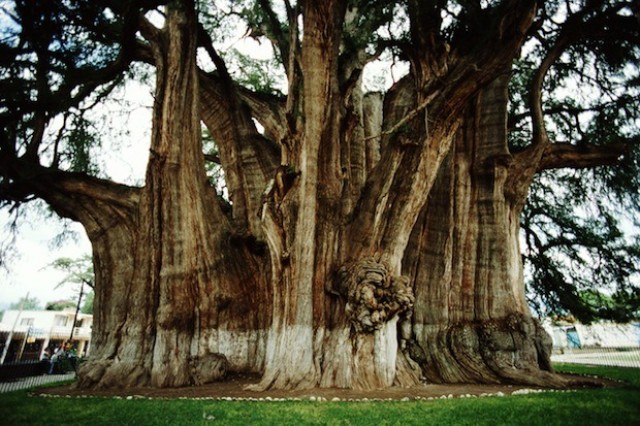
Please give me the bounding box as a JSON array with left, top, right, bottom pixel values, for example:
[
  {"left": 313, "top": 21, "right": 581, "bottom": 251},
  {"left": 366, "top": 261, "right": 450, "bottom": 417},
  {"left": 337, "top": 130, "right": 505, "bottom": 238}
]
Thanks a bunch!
[{"left": 0, "top": 0, "right": 638, "bottom": 390}]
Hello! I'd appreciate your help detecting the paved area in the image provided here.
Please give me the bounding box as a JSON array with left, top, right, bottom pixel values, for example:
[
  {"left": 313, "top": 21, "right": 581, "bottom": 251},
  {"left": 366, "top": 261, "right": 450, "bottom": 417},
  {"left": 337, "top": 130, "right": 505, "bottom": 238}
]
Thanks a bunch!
[
  {"left": 551, "top": 349, "right": 640, "bottom": 368},
  {"left": 0, "top": 372, "right": 76, "bottom": 393}
]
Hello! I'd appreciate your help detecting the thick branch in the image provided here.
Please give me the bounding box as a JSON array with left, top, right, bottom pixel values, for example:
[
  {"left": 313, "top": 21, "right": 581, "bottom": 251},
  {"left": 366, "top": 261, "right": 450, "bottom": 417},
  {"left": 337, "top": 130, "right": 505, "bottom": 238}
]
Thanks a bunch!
[
  {"left": 256, "top": 0, "right": 291, "bottom": 73},
  {"left": 237, "top": 86, "right": 287, "bottom": 145},
  {"left": 539, "top": 142, "right": 628, "bottom": 171},
  {"left": 199, "top": 74, "right": 278, "bottom": 233},
  {"left": 139, "top": 20, "right": 281, "bottom": 229},
  {"left": 350, "top": 2, "right": 537, "bottom": 263},
  {"left": 510, "top": 4, "right": 637, "bottom": 201},
  {"left": 0, "top": 157, "right": 140, "bottom": 239}
]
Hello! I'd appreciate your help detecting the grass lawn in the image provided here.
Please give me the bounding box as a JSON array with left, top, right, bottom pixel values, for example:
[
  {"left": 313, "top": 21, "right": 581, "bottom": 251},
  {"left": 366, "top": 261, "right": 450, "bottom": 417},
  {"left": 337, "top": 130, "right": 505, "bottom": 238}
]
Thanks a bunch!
[{"left": 2, "top": 364, "right": 639, "bottom": 426}]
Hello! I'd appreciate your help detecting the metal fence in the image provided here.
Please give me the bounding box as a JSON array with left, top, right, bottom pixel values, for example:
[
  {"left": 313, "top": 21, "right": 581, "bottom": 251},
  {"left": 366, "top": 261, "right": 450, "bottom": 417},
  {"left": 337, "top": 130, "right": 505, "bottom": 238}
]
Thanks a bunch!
[
  {"left": 551, "top": 347, "right": 640, "bottom": 369},
  {"left": 0, "top": 360, "right": 76, "bottom": 393}
]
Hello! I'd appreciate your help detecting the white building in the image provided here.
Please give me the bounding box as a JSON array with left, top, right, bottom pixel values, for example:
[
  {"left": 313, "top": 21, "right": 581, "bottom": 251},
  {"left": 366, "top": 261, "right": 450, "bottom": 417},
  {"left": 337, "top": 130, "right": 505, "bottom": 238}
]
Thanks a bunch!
[
  {"left": 0, "top": 308, "right": 92, "bottom": 364},
  {"left": 543, "top": 320, "right": 640, "bottom": 351}
]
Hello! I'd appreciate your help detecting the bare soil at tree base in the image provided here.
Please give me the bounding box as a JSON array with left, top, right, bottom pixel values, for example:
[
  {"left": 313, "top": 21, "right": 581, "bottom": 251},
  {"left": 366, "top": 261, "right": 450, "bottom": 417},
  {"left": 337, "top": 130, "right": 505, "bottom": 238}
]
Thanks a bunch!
[{"left": 35, "top": 373, "right": 615, "bottom": 400}]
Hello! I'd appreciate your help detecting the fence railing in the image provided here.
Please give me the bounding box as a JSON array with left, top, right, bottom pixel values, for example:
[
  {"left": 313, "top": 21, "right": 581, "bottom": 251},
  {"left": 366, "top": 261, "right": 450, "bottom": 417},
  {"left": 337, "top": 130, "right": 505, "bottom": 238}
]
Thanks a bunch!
[
  {"left": 551, "top": 346, "right": 640, "bottom": 369},
  {"left": 0, "top": 360, "right": 76, "bottom": 393}
]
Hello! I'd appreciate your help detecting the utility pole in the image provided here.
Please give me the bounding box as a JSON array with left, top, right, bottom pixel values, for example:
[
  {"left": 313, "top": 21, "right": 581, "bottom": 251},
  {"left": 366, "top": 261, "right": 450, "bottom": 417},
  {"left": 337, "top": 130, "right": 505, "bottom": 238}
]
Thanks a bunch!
[
  {"left": 0, "top": 292, "right": 29, "bottom": 364},
  {"left": 17, "top": 326, "right": 31, "bottom": 362},
  {"left": 68, "top": 281, "right": 85, "bottom": 343}
]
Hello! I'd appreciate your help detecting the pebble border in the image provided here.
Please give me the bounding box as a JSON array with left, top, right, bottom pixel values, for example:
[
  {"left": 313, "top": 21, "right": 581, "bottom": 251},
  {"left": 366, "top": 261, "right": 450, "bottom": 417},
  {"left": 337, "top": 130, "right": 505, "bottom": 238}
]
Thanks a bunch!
[{"left": 32, "top": 388, "right": 578, "bottom": 402}]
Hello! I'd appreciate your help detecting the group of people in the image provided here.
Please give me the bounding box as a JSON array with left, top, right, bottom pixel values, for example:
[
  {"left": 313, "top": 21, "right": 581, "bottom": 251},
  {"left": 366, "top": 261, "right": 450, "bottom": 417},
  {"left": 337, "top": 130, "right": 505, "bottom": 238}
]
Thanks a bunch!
[{"left": 41, "top": 341, "right": 78, "bottom": 374}]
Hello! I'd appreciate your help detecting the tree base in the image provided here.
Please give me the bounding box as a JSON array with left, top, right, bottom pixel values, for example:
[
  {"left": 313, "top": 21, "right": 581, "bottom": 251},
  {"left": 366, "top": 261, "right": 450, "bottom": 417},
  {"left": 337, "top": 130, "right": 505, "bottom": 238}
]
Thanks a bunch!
[
  {"left": 245, "top": 322, "right": 422, "bottom": 391},
  {"left": 411, "top": 315, "right": 568, "bottom": 388},
  {"left": 74, "top": 353, "right": 229, "bottom": 389}
]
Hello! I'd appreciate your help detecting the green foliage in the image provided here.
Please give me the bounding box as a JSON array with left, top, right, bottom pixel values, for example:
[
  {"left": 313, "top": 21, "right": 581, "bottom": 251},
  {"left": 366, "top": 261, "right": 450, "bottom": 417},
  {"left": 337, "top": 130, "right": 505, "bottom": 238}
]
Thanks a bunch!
[
  {"left": 49, "top": 254, "right": 94, "bottom": 289},
  {"left": 509, "top": 2, "right": 640, "bottom": 323},
  {"left": 61, "top": 115, "right": 102, "bottom": 174},
  {"left": 1, "top": 365, "right": 639, "bottom": 425},
  {"left": 46, "top": 255, "right": 94, "bottom": 315},
  {"left": 45, "top": 299, "right": 75, "bottom": 311},
  {"left": 522, "top": 172, "right": 640, "bottom": 323},
  {"left": 9, "top": 295, "right": 40, "bottom": 311},
  {"left": 0, "top": 0, "right": 135, "bottom": 203},
  {"left": 222, "top": 48, "right": 284, "bottom": 95},
  {"left": 81, "top": 291, "right": 94, "bottom": 314}
]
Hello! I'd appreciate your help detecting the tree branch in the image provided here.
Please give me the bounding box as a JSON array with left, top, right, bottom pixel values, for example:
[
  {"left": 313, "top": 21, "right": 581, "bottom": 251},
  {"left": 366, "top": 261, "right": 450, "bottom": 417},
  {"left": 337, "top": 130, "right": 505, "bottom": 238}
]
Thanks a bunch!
[
  {"left": 539, "top": 142, "right": 628, "bottom": 171},
  {"left": 364, "top": 94, "right": 435, "bottom": 142},
  {"left": 1, "top": 155, "right": 140, "bottom": 226},
  {"left": 236, "top": 85, "right": 287, "bottom": 144},
  {"left": 204, "top": 153, "right": 221, "bottom": 164},
  {"left": 257, "top": 0, "right": 291, "bottom": 73}
]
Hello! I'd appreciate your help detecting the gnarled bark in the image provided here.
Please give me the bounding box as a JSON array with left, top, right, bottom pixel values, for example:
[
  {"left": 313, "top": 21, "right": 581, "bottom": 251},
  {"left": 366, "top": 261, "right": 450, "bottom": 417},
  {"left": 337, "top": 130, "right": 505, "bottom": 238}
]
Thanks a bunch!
[{"left": 404, "top": 74, "right": 565, "bottom": 387}]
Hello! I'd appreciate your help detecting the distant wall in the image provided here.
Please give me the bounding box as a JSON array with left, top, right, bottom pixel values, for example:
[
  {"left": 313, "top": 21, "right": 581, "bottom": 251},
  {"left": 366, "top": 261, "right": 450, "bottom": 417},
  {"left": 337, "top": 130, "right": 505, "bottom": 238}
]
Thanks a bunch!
[{"left": 544, "top": 321, "right": 640, "bottom": 349}]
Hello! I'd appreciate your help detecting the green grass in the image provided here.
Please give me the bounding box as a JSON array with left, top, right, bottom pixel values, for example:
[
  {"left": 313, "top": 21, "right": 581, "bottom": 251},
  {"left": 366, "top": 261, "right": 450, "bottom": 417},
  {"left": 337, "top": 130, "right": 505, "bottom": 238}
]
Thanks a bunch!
[{"left": 2, "top": 365, "right": 639, "bottom": 426}]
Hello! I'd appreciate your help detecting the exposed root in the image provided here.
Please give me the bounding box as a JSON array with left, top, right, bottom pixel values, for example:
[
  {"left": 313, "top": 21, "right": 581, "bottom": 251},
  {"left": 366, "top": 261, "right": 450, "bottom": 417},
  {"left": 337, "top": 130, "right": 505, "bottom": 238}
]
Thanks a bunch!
[
  {"left": 74, "top": 360, "right": 151, "bottom": 389},
  {"left": 190, "top": 353, "right": 229, "bottom": 386},
  {"left": 74, "top": 352, "right": 228, "bottom": 389},
  {"left": 414, "top": 315, "right": 575, "bottom": 388}
]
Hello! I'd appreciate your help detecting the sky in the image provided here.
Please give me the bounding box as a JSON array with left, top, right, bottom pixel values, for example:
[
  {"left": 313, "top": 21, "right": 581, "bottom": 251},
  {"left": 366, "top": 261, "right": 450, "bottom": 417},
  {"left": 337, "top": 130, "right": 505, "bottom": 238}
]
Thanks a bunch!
[
  {"left": 0, "top": 210, "right": 91, "bottom": 309},
  {"left": 0, "top": 80, "right": 153, "bottom": 310}
]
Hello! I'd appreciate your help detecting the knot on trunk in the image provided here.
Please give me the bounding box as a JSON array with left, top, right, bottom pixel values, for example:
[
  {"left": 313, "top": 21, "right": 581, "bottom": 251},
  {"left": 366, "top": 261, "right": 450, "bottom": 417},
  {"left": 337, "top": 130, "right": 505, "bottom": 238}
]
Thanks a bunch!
[
  {"left": 336, "top": 257, "right": 414, "bottom": 333},
  {"left": 189, "top": 353, "right": 229, "bottom": 385}
]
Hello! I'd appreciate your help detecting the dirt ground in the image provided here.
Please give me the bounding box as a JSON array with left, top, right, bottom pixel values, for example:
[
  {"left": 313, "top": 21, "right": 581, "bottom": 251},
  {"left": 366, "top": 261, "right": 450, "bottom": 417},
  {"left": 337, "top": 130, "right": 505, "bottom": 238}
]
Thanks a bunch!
[{"left": 35, "top": 372, "right": 615, "bottom": 401}]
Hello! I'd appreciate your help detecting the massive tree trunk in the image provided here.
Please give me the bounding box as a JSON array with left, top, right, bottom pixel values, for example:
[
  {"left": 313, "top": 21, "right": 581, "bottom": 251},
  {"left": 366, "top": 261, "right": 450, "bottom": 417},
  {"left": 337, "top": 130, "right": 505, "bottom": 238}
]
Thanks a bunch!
[
  {"left": 74, "top": 1, "right": 547, "bottom": 391},
  {"left": 72, "top": 1, "right": 270, "bottom": 389},
  {"left": 403, "top": 75, "right": 564, "bottom": 387},
  {"left": 27, "top": 0, "right": 556, "bottom": 391},
  {"left": 2, "top": 0, "right": 632, "bottom": 394}
]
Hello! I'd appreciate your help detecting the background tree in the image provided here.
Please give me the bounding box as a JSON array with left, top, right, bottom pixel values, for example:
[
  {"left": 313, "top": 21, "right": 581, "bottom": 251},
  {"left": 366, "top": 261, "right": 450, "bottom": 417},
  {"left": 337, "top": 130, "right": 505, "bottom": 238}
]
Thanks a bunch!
[
  {"left": 46, "top": 255, "right": 95, "bottom": 326},
  {"left": 81, "top": 291, "right": 94, "bottom": 315},
  {"left": 45, "top": 299, "right": 76, "bottom": 311},
  {"left": 0, "top": 0, "right": 638, "bottom": 390},
  {"left": 9, "top": 295, "right": 41, "bottom": 311},
  {"left": 509, "top": 5, "right": 640, "bottom": 323},
  {"left": 49, "top": 255, "right": 95, "bottom": 290}
]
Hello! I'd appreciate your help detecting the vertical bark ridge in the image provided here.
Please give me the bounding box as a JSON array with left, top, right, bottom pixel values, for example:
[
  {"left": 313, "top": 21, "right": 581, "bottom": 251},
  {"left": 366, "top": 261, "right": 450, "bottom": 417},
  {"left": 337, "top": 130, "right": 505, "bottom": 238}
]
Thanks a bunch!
[
  {"left": 362, "top": 92, "right": 383, "bottom": 172},
  {"left": 253, "top": 1, "right": 354, "bottom": 390},
  {"left": 405, "top": 75, "right": 566, "bottom": 387},
  {"left": 143, "top": 1, "right": 208, "bottom": 387}
]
